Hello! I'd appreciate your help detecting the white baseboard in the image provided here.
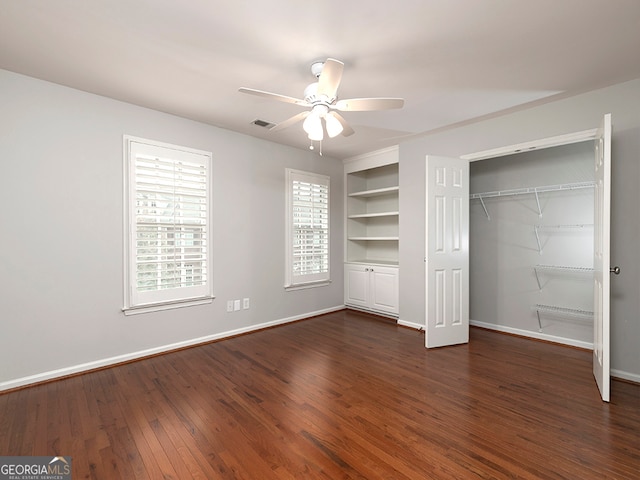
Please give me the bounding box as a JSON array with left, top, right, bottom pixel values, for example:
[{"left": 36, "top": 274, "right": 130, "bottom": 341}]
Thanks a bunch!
[
  {"left": 5, "top": 309, "right": 635, "bottom": 392},
  {"left": 470, "top": 320, "right": 638, "bottom": 383},
  {"left": 470, "top": 319, "right": 594, "bottom": 349},
  {"left": 0, "top": 305, "right": 345, "bottom": 392},
  {"left": 344, "top": 305, "right": 398, "bottom": 320},
  {"left": 611, "top": 369, "right": 640, "bottom": 384},
  {"left": 397, "top": 319, "right": 424, "bottom": 330}
]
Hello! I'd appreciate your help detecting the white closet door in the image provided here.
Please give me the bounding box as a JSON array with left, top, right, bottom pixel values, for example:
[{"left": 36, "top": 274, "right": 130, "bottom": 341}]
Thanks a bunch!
[
  {"left": 593, "top": 113, "right": 612, "bottom": 402},
  {"left": 425, "top": 155, "right": 469, "bottom": 348}
]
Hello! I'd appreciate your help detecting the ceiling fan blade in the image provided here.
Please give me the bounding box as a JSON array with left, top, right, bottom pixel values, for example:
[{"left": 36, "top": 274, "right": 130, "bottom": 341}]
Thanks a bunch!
[
  {"left": 270, "top": 111, "right": 310, "bottom": 132},
  {"left": 239, "top": 87, "right": 309, "bottom": 107},
  {"left": 334, "top": 97, "right": 404, "bottom": 112},
  {"left": 331, "top": 112, "right": 355, "bottom": 137},
  {"left": 317, "top": 58, "right": 344, "bottom": 100}
]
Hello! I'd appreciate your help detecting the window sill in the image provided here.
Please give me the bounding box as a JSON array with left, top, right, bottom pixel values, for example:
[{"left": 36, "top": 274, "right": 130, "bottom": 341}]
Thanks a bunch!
[
  {"left": 284, "top": 280, "right": 331, "bottom": 292},
  {"left": 123, "top": 296, "right": 215, "bottom": 316}
]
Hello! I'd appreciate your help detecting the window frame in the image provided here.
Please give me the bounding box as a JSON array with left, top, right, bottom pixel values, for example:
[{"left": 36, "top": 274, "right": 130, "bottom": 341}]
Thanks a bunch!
[
  {"left": 285, "top": 168, "right": 331, "bottom": 290},
  {"left": 123, "top": 135, "right": 213, "bottom": 315}
]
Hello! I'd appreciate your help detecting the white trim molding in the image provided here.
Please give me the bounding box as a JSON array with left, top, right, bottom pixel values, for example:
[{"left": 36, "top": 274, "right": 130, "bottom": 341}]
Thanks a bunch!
[
  {"left": 397, "top": 319, "right": 424, "bottom": 330},
  {"left": 0, "top": 305, "right": 344, "bottom": 392},
  {"left": 470, "top": 321, "right": 637, "bottom": 384},
  {"left": 611, "top": 369, "right": 640, "bottom": 384},
  {"left": 462, "top": 128, "right": 598, "bottom": 162},
  {"left": 470, "top": 319, "right": 593, "bottom": 349}
]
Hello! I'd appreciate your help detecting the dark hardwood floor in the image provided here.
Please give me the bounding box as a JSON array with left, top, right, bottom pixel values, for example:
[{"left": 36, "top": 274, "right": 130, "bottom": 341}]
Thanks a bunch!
[{"left": 1, "top": 309, "right": 639, "bottom": 479}]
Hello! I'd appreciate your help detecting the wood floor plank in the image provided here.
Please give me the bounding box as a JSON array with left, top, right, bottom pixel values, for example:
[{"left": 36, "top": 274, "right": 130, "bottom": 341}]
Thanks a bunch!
[{"left": 1, "top": 309, "right": 639, "bottom": 479}]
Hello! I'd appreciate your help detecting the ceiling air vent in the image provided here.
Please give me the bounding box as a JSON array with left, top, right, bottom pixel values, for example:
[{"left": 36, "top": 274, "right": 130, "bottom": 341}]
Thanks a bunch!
[{"left": 251, "top": 119, "right": 275, "bottom": 129}]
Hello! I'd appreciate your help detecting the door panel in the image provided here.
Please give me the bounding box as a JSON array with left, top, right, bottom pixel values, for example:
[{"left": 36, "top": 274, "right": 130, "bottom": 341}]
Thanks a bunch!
[
  {"left": 345, "top": 264, "right": 368, "bottom": 308},
  {"left": 370, "top": 266, "right": 399, "bottom": 313},
  {"left": 593, "top": 113, "right": 612, "bottom": 402},
  {"left": 426, "top": 156, "right": 470, "bottom": 348}
]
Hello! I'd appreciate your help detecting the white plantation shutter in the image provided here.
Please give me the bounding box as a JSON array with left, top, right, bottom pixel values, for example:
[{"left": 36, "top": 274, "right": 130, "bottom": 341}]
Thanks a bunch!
[
  {"left": 286, "top": 169, "right": 330, "bottom": 287},
  {"left": 124, "top": 137, "right": 212, "bottom": 311}
]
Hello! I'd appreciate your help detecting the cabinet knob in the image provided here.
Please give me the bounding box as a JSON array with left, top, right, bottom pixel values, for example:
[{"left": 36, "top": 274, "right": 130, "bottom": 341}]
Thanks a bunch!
[{"left": 610, "top": 266, "right": 621, "bottom": 275}]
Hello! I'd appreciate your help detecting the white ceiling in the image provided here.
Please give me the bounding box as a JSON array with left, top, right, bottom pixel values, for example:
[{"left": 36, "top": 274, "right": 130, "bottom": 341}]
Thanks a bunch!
[{"left": 1, "top": 0, "right": 639, "bottom": 159}]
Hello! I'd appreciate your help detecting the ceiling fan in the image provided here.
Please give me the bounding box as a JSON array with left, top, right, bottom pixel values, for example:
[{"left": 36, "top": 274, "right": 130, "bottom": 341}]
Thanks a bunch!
[{"left": 239, "top": 58, "right": 404, "bottom": 141}]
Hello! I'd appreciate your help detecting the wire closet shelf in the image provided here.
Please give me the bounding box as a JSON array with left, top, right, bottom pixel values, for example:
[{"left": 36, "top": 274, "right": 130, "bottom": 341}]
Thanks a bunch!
[{"left": 470, "top": 181, "right": 595, "bottom": 220}]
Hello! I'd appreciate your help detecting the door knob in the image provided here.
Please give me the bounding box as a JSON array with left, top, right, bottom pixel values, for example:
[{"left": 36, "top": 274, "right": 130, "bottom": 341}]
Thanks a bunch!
[{"left": 610, "top": 266, "right": 621, "bottom": 275}]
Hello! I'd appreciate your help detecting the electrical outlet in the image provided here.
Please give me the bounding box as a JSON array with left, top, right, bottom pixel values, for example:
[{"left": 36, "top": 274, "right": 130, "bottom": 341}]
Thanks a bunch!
[
  {"left": 234, "top": 299, "right": 241, "bottom": 311},
  {"left": 243, "top": 298, "right": 250, "bottom": 309},
  {"left": 226, "top": 300, "right": 234, "bottom": 312}
]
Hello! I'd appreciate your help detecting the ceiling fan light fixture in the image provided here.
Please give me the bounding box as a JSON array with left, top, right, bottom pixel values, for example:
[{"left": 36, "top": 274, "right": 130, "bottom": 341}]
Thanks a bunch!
[
  {"left": 303, "top": 111, "right": 323, "bottom": 141},
  {"left": 307, "top": 128, "right": 323, "bottom": 142},
  {"left": 325, "top": 112, "right": 344, "bottom": 138},
  {"left": 303, "top": 104, "right": 329, "bottom": 141}
]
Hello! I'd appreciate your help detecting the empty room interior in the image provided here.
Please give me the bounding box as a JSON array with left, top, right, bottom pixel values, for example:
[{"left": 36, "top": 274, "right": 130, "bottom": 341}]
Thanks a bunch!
[{"left": 1, "top": 2, "right": 639, "bottom": 479}]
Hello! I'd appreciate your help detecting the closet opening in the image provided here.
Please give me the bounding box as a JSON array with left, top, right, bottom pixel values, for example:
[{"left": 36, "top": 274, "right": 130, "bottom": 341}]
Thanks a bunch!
[
  {"left": 468, "top": 139, "right": 596, "bottom": 349},
  {"left": 425, "top": 116, "right": 612, "bottom": 400}
]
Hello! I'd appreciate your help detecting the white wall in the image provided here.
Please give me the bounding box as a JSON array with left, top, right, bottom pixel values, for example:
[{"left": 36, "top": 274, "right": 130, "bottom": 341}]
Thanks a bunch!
[
  {"left": 0, "top": 69, "right": 344, "bottom": 390},
  {"left": 399, "top": 78, "right": 640, "bottom": 382}
]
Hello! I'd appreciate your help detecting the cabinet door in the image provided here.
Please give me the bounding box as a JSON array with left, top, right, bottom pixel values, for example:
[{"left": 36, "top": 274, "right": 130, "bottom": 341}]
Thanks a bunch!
[
  {"left": 345, "top": 264, "right": 369, "bottom": 308},
  {"left": 369, "top": 266, "right": 399, "bottom": 314}
]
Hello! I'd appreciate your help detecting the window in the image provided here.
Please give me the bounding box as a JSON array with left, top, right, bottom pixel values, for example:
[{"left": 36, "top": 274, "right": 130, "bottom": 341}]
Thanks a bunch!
[
  {"left": 124, "top": 136, "right": 213, "bottom": 314},
  {"left": 285, "top": 169, "right": 330, "bottom": 289}
]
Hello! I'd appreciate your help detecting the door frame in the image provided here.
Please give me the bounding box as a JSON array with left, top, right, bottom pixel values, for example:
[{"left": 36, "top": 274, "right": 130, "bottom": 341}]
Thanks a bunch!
[
  {"left": 459, "top": 124, "right": 609, "bottom": 399},
  {"left": 460, "top": 129, "right": 598, "bottom": 162}
]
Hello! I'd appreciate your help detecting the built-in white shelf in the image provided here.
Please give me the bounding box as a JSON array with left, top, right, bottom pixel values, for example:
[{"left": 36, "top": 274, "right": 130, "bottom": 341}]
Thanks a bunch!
[
  {"left": 348, "top": 236, "right": 399, "bottom": 241},
  {"left": 348, "top": 258, "right": 399, "bottom": 266},
  {"left": 348, "top": 211, "right": 399, "bottom": 219},
  {"left": 345, "top": 153, "right": 399, "bottom": 278},
  {"left": 345, "top": 148, "right": 400, "bottom": 316},
  {"left": 348, "top": 186, "right": 399, "bottom": 198}
]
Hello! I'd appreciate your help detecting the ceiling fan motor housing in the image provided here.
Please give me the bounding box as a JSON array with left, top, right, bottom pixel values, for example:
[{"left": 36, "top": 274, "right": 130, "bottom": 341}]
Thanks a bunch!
[{"left": 304, "top": 82, "right": 335, "bottom": 106}]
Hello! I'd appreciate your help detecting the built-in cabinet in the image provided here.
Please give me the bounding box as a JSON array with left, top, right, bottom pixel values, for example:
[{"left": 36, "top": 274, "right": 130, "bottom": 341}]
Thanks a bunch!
[
  {"left": 344, "top": 263, "right": 399, "bottom": 314},
  {"left": 344, "top": 146, "right": 399, "bottom": 316}
]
